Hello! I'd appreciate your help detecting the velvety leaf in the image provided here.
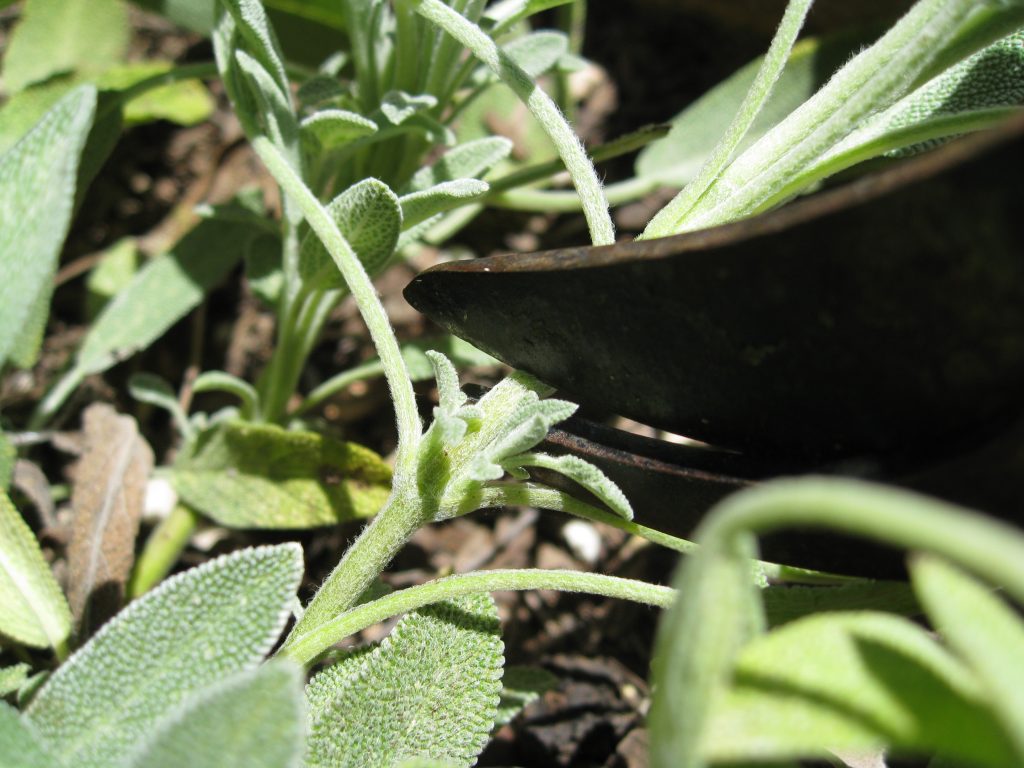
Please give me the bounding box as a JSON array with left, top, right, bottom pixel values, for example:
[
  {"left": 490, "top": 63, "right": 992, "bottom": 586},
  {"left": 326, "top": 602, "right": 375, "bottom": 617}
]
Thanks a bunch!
[
  {"left": 0, "top": 78, "right": 75, "bottom": 156},
  {"left": 494, "top": 666, "right": 558, "bottom": 727},
  {"left": 173, "top": 420, "right": 392, "bottom": 529},
  {"left": 636, "top": 33, "right": 862, "bottom": 186},
  {"left": 0, "top": 491, "right": 71, "bottom": 652},
  {"left": 701, "top": 612, "right": 1018, "bottom": 766},
  {"left": 219, "top": 0, "right": 290, "bottom": 96},
  {"left": 912, "top": 555, "right": 1024, "bottom": 761},
  {"left": 503, "top": 31, "right": 569, "bottom": 79},
  {"left": 0, "top": 663, "right": 31, "bottom": 697},
  {"left": 0, "top": 702, "right": 59, "bottom": 768},
  {"left": 130, "top": 0, "right": 217, "bottom": 34},
  {"left": 123, "top": 663, "right": 305, "bottom": 768},
  {"left": 298, "top": 179, "right": 402, "bottom": 290},
  {"left": 399, "top": 179, "right": 490, "bottom": 229},
  {"left": 235, "top": 50, "right": 298, "bottom": 149},
  {"left": 47, "top": 216, "right": 253, "bottom": 413},
  {"left": 377, "top": 91, "right": 438, "bottom": 126},
  {"left": 0, "top": 86, "right": 96, "bottom": 369},
  {"left": 506, "top": 451, "right": 632, "bottom": 520},
  {"left": 67, "top": 404, "right": 154, "bottom": 637},
  {"left": 301, "top": 109, "right": 378, "bottom": 152},
  {"left": 408, "top": 137, "right": 513, "bottom": 192},
  {"left": 97, "top": 62, "right": 215, "bottom": 127},
  {"left": 306, "top": 594, "right": 503, "bottom": 768},
  {"left": 26, "top": 544, "right": 303, "bottom": 768},
  {"left": 1, "top": 0, "right": 128, "bottom": 94}
]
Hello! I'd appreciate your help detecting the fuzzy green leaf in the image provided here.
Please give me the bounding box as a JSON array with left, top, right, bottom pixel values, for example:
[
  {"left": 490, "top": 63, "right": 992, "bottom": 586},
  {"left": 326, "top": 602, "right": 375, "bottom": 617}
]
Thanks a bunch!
[
  {"left": 503, "top": 452, "right": 633, "bottom": 521},
  {"left": 408, "top": 137, "right": 513, "bottom": 192},
  {"left": 0, "top": 86, "right": 96, "bottom": 369},
  {"left": 701, "top": 612, "right": 1018, "bottom": 766},
  {"left": 1, "top": 0, "right": 129, "bottom": 94},
  {"left": 399, "top": 179, "right": 490, "bottom": 228},
  {"left": 426, "top": 350, "right": 468, "bottom": 412},
  {"left": 306, "top": 594, "right": 503, "bottom": 768},
  {"left": 26, "top": 544, "right": 303, "bottom": 768},
  {"left": 301, "top": 109, "right": 378, "bottom": 152},
  {"left": 298, "top": 178, "right": 402, "bottom": 290},
  {"left": 0, "top": 663, "right": 31, "bottom": 696},
  {"left": 219, "top": 0, "right": 290, "bottom": 97},
  {"left": 485, "top": 0, "right": 573, "bottom": 31},
  {"left": 235, "top": 50, "right": 299, "bottom": 150},
  {"left": 503, "top": 31, "right": 569, "bottom": 79},
  {"left": 494, "top": 665, "right": 557, "bottom": 727},
  {"left": 377, "top": 91, "right": 438, "bottom": 126},
  {"left": 97, "top": 62, "right": 216, "bottom": 127},
  {"left": 192, "top": 371, "right": 260, "bottom": 417},
  {"left": 173, "top": 420, "right": 392, "bottom": 529},
  {"left": 0, "top": 429, "right": 14, "bottom": 491},
  {"left": 0, "top": 491, "right": 71, "bottom": 652},
  {"left": 0, "top": 701, "right": 59, "bottom": 768},
  {"left": 912, "top": 555, "right": 1024, "bottom": 761},
  {"left": 122, "top": 662, "right": 305, "bottom": 768}
]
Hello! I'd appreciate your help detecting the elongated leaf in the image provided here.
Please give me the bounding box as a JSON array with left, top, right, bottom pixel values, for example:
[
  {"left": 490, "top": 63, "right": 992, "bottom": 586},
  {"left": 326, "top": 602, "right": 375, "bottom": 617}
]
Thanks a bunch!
[
  {"left": 27, "top": 544, "right": 303, "bottom": 768},
  {"left": 912, "top": 555, "right": 1024, "bottom": 761},
  {"left": 40, "top": 216, "right": 252, "bottom": 420},
  {"left": 301, "top": 110, "right": 378, "bottom": 152},
  {"left": 173, "top": 420, "right": 392, "bottom": 529},
  {"left": 503, "top": 31, "right": 569, "bottom": 79},
  {"left": 636, "top": 33, "right": 862, "bottom": 186},
  {"left": 399, "top": 179, "right": 490, "bottom": 228},
  {"left": 408, "top": 137, "right": 513, "bottom": 192},
  {"left": 504, "top": 451, "right": 633, "bottom": 520},
  {"left": 219, "top": 0, "right": 290, "bottom": 96},
  {"left": 0, "top": 86, "right": 96, "bottom": 369},
  {"left": 298, "top": 179, "right": 402, "bottom": 290},
  {"left": 0, "top": 702, "right": 59, "bottom": 768},
  {"left": 0, "top": 663, "right": 31, "bottom": 696},
  {"left": 701, "top": 612, "right": 1018, "bottom": 766},
  {"left": 123, "top": 663, "right": 304, "bottom": 768},
  {"left": 1, "top": 0, "right": 129, "bottom": 94},
  {"left": 762, "top": 581, "right": 921, "bottom": 627},
  {"left": 97, "top": 62, "right": 216, "bottom": 127},
  {"left": 0, "top": 491, "right": 71, "bottom": 652},
  {"left": 67, "top": 404, "right": 154, "bottom": 637},
  {"left": 193, "top": 371, "right": 259, "bottom": 416},
  {"left": 306, "top": 594, "right": 503, "bottom": 768}
]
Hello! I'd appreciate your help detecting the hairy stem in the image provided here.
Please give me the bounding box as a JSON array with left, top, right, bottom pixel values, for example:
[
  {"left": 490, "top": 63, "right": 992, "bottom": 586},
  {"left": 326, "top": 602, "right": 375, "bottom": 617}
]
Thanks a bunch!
[
  {"left": 410, "top": 0, "right": 615, "bottom": 246},
  {"left": 280, "top": 567, "right": 675, "bottom": 666}
]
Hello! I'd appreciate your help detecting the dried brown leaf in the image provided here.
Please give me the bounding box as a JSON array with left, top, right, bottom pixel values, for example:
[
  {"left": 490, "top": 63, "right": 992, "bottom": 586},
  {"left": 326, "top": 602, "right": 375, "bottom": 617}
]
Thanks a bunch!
[{"left": 68, "top": 403, "right": 153, "bottom": 637}]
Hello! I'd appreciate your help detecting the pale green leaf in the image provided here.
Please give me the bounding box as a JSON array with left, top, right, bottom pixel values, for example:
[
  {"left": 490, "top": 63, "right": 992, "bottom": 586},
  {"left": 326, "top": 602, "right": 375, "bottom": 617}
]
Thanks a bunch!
[
  {"left": 298, "top": 178, "right": 402, "bottom": 290},
  {"left": 426, "top": 350, "right": 468, "bottom": 412},
  {"left": 173, "top": 420, "right": 392, "bottom": 529},
  {"left": 0, "top": 86, "right": 96, "bottom": 369},
  {"left": 235, "top": 50, "right": 299, "bottom": 149},
  {"left": 219, "top": 0, "right": 290, "bottom": 96},
  {"left": 494, "top": 666, "right": 557, "bottom": 727},
  {"left": 0, "top": 429, "right": 14, "bottom": 491},
  {"left": 85, "top": 238, "right": 139, "bottom": 319},
  {"left": 409, "top": 136, "right": 513, "bottom": 191},
  {"left": 504, "top": 452, "right": 633, "bottom": 521},
  {"left": 306, "top": 594, "right": 503, "bottom": 768},
  {"left": 97, "top": 62, "right": 216, "bottom": 127},
  {"left": 0, "top": 701, "right": 59, "bottom": 768},
  {"left": 377, "top": 91, "right": 438, "bottom": 126},
  {"left": 128, "top": 373, "right": 192, "bottom": 438},
  {"left": 399, "top": 179, "right": 490, "bottom": 228},
  {"left": 130, "top": 0, "right": 216, "bottom": 34},
  {"left": 0, "top": 78, "right": 74, "bottom": 157},
  {"left": 0, "top": 663, "right": 31, "bottom": 697},
  {"left": 2, "top": 0, "right": 129, "bottom": 94},
  {"left": 26, "top": 544, "right": 303, "bottom": 768},
  {"left": 503, "top": 31, "right": 569, "bottom": 79},
  {"left": 912, "top": 555, "right": 1024, "bottom": 761},
  {"left": 192, "top": 371, "right": 260, "bottom": 417},
  {"left": 485, "top": 0, "right": 573, "bottom": 31},
  {"left": 0, "top": 491, "right": 71, "bottom": 652},
  {"left": 701, "top": 612, "right": 1018, "bottom": 766},
  {"left": 635, "top": 34, "right": 860, "bottom": 187},
  {"left": 123, "top": 663, "right": 305, "bottom": 768},
  {"left": 301, "top": 110, "right": 378, "bottom": 152}
]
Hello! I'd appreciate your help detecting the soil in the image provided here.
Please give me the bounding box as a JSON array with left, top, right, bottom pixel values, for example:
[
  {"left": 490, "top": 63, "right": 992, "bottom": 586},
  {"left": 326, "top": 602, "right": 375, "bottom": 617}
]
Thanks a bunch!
[{"left": 1, "top": 4, "right": 833, "bottom": 766}]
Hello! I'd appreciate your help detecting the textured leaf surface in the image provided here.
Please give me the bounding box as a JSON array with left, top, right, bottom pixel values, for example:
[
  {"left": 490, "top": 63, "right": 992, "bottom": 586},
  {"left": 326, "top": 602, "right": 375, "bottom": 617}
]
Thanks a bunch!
[
  {"left": 0, "top": 663, "right": 31, "bottom": 696},
  {"left": 306, "top": 594, "right": 503, "bottom": 768},
  {"left": 702, "top": 612, "right": 1017, "bottom": 766},
  {"left": 503, "top": 31, "right": 569, "bottom": 78},
  {"left": 71, "top": 216, "right": 253, "bottom": 378},
  {"left": 913, "top": 555, "right": 1024, "bottom": 761},
  {"left": 124, "top": 663, "right": 305, "bottom": 768},
  {"left": 0, "top": 86, "right": 96, "bottom": 368},
  {"left": 0, "top": 702, "right": 58, "bottom": 768},
  {"left": 26, "top": 544, "right": 303, "bottom": 768},
  {"left": 505, "top": 452, "right": 632, "bottom": 520},
  {"left": 298, "top": 179, "right": 402, "bottom": 290},
  {"left": 301, "top": 110, "right": 378, "bottom": 152},
  {"left": 0, "top": 491, "right": 71, "bottom": 651},
  {"left": 67, "top": 404, "right": 154, "bottom": 637},
  {"left": 173, "top": 420, "right": 392, "bottom": 529},
  {"left": 409, "top": 137, "right": 513, "bottom": 191},
  {"left": 1, "top": 0, "right": 128, "bottom": 93},
  {"left": 399, "top": 180, "right": 490, "bottom": 228}
]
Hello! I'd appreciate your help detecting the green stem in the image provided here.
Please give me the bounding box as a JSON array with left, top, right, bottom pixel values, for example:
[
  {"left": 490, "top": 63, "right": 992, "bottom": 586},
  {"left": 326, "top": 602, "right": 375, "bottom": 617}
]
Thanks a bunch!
[
  {"left": 280, "top": 567, "right": 675, "bottom": 666},
  {"left": 251, "top": 136, "right": 422, "bottom": 472},
  {"left": 488, "top": 176, "right": 660, "bottom": 212},
  {"left": 641, "top": 0, "right": 813, "bottom": 238},
  {"left": 127, "top": 504, "right": 201, "bottom": 599},
  {"left": 410, "top": 0, "right": 615, "bottom": 246}
]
